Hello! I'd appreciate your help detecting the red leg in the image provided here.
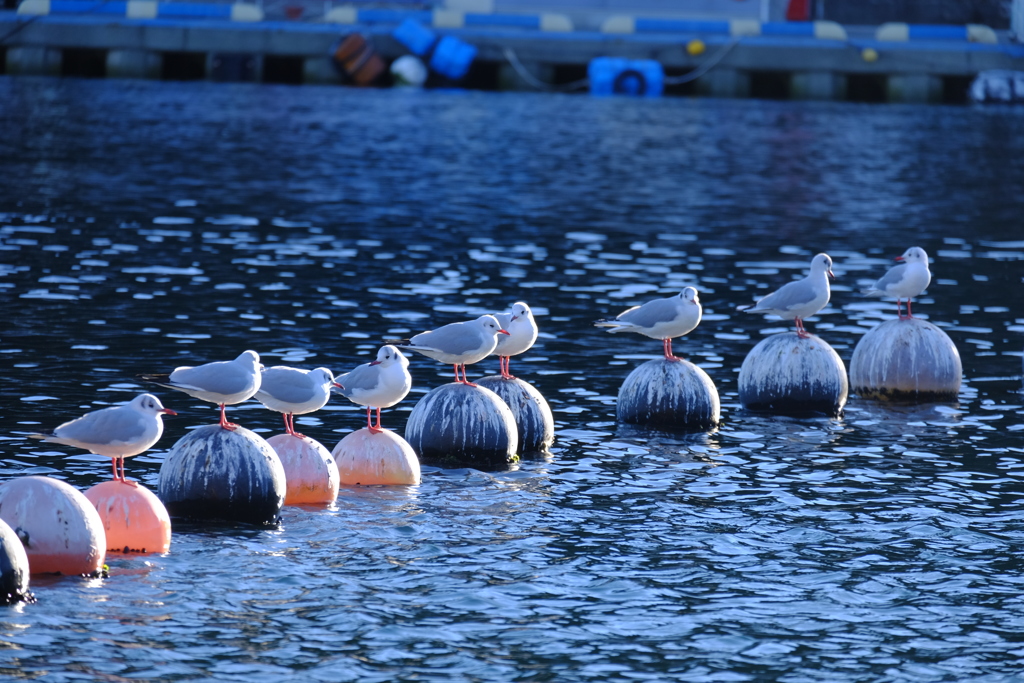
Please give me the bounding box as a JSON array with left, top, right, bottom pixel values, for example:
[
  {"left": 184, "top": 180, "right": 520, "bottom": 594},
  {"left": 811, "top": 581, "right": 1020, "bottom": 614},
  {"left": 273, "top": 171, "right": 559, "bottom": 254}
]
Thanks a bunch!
[
  {"left": 290, "top": 414, "right": 306, "bottom": 439},
  {"left": 453, "top": 364, "right": 462, "bottom": 383},
  {"left": 663, "top": 338, "right": 681, "bottom": 362},
  {"left": 462, "top": 364, "right": 478, "bottom": 387},
  {"left": 219, "top": 404, "right": 239, "bottom": 430},
  {"left": 119, "top": 458, "right": 138, "bottom": 487},
  {"left": 795, "top": 318, "right": 810, "bottom": 339},
  {"left": 906, "top": 299, "right": 914, "bottom": 319},
  {"left": 369, "top": 407, "right": 383, "bottom": 434},
  {"left": 110, "top": 458, "right": 119, "bottom": 481}
]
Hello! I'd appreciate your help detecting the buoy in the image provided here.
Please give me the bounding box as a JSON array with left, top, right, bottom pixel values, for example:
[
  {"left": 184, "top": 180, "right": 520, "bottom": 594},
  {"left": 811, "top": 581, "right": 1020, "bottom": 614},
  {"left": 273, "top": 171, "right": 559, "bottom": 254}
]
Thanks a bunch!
[
  {"left": 0, "top": 518, "right": 32, "bottom": 604},
  {"left": 739, "top": 333, "right": 848, "bottom": 417},
  {"left": 267, "top": 434, "right": 340, "bottom": 504},
  {"left": 331, "top": 429, "right": 421, "bottom": 485},
  {"left": 0, "top": 476, "right": 106, "bottom": 576},
  {"left": 475, "top": 376, "right": 555, "bottom": 452},
  {"left": 84, "top": 480, "right": 171, "bottom": 554},
  {"left": 158, "top": 425, "right": 286, "bottom": 525},
  {"left": 391, "top": 55, "right": 427, "bottom": 87},
  {"left": 615, "top": 358, "right": 720, "bottom": 431},
  {"left": 862, "top": 47, "right": 879, "bottom": 62},
  {"left": 405, "top": 383, "right": 518, "bottom": 469},
  {"left": 849, "top": 318, "right": 962, "bottom": 402},
  {"left": 687, "top": 39, "right": 706, "bottom": 56}
]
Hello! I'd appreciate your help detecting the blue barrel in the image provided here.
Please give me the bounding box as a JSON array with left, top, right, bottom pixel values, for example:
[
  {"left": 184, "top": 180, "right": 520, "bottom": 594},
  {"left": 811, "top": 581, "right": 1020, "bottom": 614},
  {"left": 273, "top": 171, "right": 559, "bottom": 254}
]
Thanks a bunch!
[
  {"left": 588, "top": 58, "right": 664, "bottom": 97},
  {"left": 429, "top": 36, "right": 477, "bottom": 81},
  {"left": 393, "top": 18, "right": 436, "bottom": 57}
]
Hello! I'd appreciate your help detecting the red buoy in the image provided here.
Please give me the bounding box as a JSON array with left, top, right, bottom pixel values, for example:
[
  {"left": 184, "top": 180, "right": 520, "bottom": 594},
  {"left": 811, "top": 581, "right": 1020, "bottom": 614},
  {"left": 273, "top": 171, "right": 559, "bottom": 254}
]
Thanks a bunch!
[
  {"left": 84, "top": 480, "right": 171, "bottom": 554},
  {"left": 266, "top": 434, "right": 339, "bottom": 505}
]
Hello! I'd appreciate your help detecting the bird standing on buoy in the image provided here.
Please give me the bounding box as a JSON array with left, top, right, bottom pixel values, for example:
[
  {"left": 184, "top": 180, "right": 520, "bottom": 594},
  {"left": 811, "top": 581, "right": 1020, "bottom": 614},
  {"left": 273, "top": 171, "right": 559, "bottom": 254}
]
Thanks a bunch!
[
  {"left": 393, "top": 315, "right": 509, "bottom": 387},
  {"left": 739, "top": 253, "right": 835, "bottom": 339},
  {"left": 137, "top": 350, "right": 262, "bottom": 430},
  {"left": 333, "top": 345, "right": 412, "bottom": 433},
  {"left": 594, "top": 286, "right": 702, "bottom": 361},
  {"left": 29, "top": 393, "right": 176, "bottom": 484},
  {"left": 492, "top": 301, "right": 538, "bottom": 379},
  {"left": 255, "top": 366, "right": 340, "bottom": 439},
  {"left": 862, "top": 246, "right": 931, "bottom": 319}
]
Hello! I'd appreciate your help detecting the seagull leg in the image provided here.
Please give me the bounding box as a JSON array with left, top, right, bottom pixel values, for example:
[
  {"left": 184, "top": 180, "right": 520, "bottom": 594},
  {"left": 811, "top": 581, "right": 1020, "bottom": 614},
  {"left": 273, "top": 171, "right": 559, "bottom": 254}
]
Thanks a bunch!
[
  {"left": 501, "top": 356, "right": 517, "bottom": 380},
  {"left": 906, "top": 299, "right": 914, "bottom": 319},
  {"left": 119, "top": 458, "right": 138, "bottom": 487},
  {"left": 219, "top": 404, "right": 239, "bottom": 431},
  {"left": 795, "top": 318, "right": 811, "bottom": 339},
  {"left": 110, "top": 458, "right": 119, "bottom": 481},
  {"left": 453, "top": 364, "right": 462, "bottom": 384},
  {"left": 288, "top": 414, "right": 306, "bottom": 440},
  {"left": 462, "top": 364, "right": 478, "bottom": 388},
  {"left": 663, "top": 338, "right": 682, "bottom": 362},
  {"left": 369, "top": 407, "right": 383, "bottom": 434}
]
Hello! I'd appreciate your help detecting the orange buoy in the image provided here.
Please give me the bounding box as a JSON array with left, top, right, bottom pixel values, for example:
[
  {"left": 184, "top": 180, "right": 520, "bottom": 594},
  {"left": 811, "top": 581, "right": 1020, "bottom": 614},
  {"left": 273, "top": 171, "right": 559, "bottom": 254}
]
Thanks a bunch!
[
  {"left": 266, "top": 434, "right": 340, "bottom": 505},
  {"left": 84, "top": 480, "right": 171, "bottom": 554},
  {"left": 331, "top": 429, "right": 421, "bottom": 486},
  {"left": 0, "top": 476, "right": 105, "bottom": 576}
]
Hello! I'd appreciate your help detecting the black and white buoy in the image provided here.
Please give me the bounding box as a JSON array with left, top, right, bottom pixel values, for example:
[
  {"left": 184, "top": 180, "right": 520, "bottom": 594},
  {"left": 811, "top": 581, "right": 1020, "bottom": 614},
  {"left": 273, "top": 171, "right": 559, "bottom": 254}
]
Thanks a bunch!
[
  {"left": 475, "top": 376, "right": 555, "bottom": 452},
  {"left": 615, "top": 359, "right": 720, "bottom": 431},
  {"left": 849, "top": 318, "right": 962, "bottom": 402},
  {"left": 739, "top": 333, "right": 848, "bottom": 417},
  {"left": 405, "top": 383, "right": 518, "bottom": 469},
  {"left": 0, "top": 518, "right": 32, "bottom": 604},
  {"left": 158, "top": 425, "right": 286, "bottom": 525}
]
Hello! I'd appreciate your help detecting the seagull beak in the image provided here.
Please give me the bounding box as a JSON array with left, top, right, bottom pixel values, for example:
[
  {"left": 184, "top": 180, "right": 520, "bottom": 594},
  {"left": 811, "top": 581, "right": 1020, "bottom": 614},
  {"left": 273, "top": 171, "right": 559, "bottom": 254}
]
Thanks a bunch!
[
  {"left": 369, "top": 360, "right": 382, "bottom": 366},
  {"left": 498, "top": 328, "right": 511, "bottom": 336},
  {"left": 333, "top": 382, "right": 344, "bottom": 390},
  {"left": 894, "top": 255, "right": 905, "bottom": 262},
  {"left": 161, "top": 408, "right": 178, "bottom": 416},
  {"left": 510, "top": 315, "right": 519, "bottom": 322},
  {"left": 828, "top": 269, "right": 836, "bottom": 281}
]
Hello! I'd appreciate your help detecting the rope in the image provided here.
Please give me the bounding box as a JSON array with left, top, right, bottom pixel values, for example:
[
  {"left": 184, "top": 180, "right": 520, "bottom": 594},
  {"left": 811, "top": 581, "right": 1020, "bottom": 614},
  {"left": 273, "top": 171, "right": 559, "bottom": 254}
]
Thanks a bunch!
[{"left": 503, "top": 36, "right": 741, "bottom": 93}]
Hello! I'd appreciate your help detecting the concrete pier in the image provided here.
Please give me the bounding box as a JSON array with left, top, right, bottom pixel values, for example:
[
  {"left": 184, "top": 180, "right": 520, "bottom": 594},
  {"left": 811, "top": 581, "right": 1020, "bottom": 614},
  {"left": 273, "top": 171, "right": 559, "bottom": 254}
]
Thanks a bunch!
[{"left": 0, "top": 6, "right": 1021, "bottom": 103}]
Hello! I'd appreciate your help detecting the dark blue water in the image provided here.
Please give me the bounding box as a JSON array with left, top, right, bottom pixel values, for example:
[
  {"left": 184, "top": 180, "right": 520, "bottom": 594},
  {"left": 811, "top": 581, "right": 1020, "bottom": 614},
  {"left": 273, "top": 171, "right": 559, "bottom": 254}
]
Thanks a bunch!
[{"left": 2, "top": 77, "right": 1024, "bottom": 681}]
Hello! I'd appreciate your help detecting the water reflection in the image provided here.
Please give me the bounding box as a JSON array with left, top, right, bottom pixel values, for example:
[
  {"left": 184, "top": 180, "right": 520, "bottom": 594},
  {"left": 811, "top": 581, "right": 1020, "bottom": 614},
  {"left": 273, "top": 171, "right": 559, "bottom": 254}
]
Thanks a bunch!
[{"left": 1, "top": 79, "right": 1024, "bottom": 680}]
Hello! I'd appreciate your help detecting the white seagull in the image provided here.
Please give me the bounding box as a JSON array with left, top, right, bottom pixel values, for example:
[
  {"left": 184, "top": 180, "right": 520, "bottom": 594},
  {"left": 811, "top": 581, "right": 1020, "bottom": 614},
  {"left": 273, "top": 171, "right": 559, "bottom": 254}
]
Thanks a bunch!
[
  {"left": 29, "top": 393, "right": 176, "bottom": 484},
  {"left": 137, "top": 350, "right": 262, "bottom": 430},
  {"left": 393, "top": 315, "right": 509, "bottom": 387},
  {"left": 333, "top": 345, "right": 412, "bottom": 433},
  {"left": 862, "top": 246, "right": 931, "bottom": 319},
  {"left": 595, "top": 286, "right": 702, "bottom": 362},
  {"left": 739, "top": 253, "right": 835, "bottom": 339},
  {"left": 255, "top": 366, "right": 340, "bottom": 439},
  {"left": 492, "top": 301, "right": 539, "bottom": 379}
]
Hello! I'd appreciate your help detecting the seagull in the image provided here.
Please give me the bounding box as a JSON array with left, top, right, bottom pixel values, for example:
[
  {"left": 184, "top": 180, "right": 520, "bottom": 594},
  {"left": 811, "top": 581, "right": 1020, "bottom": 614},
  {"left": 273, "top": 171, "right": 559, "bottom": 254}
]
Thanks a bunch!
[
  {"left": 136, "top": 350, "right": 262, "bottom": 430},
  {"left": 492, "top": 301, "right": 539, "bottom": 379},
  {"left": 738, "top": 253, "right": 835, "bottom": 339},
  {"left": 332, "top": 345, "right": 412, "bottom": 433},
  {"left": 29, "top": 393, "right": 176, "bottom": 485},
  {"left": 254, "top": 366, "right": 340, "bottom": 439},
  {"left": 392, "top": 315, "right": 509, "bottom": 387},
  {"left": 862, "top": 246, "right": 931, "bottom": 319},
  {"left": 595, "top": 286, "right": 702, "bottom": 362}
]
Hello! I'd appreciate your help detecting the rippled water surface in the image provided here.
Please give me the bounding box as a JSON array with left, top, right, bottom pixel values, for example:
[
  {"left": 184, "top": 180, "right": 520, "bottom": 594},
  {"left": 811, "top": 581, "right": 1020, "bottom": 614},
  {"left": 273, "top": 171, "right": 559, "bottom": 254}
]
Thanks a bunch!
[{"left": 2, "top": 77, "right": 1024, "bottom": 681}]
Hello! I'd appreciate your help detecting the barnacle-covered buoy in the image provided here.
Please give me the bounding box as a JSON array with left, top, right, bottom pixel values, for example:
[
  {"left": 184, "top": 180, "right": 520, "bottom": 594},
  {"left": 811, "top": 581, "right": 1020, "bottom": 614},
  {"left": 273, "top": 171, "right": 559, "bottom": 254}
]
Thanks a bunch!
[
  {"left": 158, "top": 425, "right": 286, "bottom": 525},
  {"left": 850, "top": 318, "right": 961, "bottom": 402},
  {"left": 475, "top": 376, "right": 555, "bottom": 452},
  {"left": 738, "top": 332, "right": 848, "bottom": 417},
  {"left": 615, "top": 358, "right": 720, "bottom": 431},
  {"left": 405, "top": 383, "right": 518, "bottom": 469}
]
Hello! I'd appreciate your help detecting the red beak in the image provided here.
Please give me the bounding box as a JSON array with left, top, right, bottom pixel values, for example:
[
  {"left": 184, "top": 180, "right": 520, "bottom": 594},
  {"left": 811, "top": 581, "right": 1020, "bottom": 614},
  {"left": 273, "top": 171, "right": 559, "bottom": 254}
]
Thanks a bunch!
[
  {"left": 510, "top": 315, "right": 519, "bottom": 322},
  {"left": 333, "top": 382, "right": 344, "bottom": 389},
  {"left": 827, "top": 269, "right": 835, "bottom": 281},
  {"left": 161, "top": 409, "right": 178, "bottom": 416},
  {"left": 894, "top": 256, "right": 905, "bottom": 262},
  {"left": 369, "top": 360, "right": 381, "bottom": 366},
  {"left": 498, "top": 329, "right": 511, "bottom": 335}
]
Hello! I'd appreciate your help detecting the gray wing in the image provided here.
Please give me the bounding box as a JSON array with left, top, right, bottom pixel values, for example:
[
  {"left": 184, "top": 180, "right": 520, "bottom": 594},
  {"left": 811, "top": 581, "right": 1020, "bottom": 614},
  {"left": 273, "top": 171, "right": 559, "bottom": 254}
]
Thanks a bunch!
[
  {"left": 335, "top": 364, "right": 381, "bottom": 398},
  {"left": 409, "top": 322, "right": 482, "bottom": 356},
  {"left": 257, "top": 368, "right": 317, "bottom": 404},
  {"left": 753, "top": 279, "right": 818, "bottom": 312},
  {"left": 616, "top": 297, "right": 679, "bottom": 328},
  {"left": 871, "top": 262, "right": 908, "bottom": 292},
  {"left": 170, "top": 360, "right": 251, "bottom": 395},
  {"left": 54, "top": 407, "right": 146, "bottom": 445}
]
